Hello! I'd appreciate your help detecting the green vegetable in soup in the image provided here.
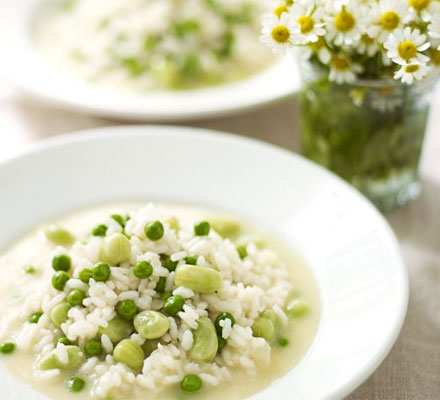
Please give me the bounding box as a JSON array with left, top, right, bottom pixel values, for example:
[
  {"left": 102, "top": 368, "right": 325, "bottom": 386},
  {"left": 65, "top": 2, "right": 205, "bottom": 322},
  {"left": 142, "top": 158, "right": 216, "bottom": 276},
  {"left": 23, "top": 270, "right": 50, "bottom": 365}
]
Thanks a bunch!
[
  {"left": 52, "top": 254, "right": 72, "bottom": 272},
  {"left": 78, "top": 268, "right": 92, "bottom": 283},
  {"left": 185, "top": 256, "right": 198, "bottom": 265},
  {"left": 134, "top": 311, "right": 170, "bottom": 340},
  {"left": 142, "top": 339, "right": 159, "bottom": 357},
  {"left": 113, "top": 339, "right": 144, "bottom": 371},
  {"left": 194, "top": 221, "right": 210, "bottom": 236},
  {"left": 52, "top": 271, "right": 70, "bottom": 291},
  {"left": 117, "top": 300, "right": 138, "bottom": 321},
  {"left": 0, "top": 342, "right": 15, "bottom": 355},
  {"left": 209, "top": 218, "right": 241, "bottom": 239},
  {"left": 50, "top": 302, "right": 70, "bottom": 328},
  {"left": 189, "top": 317, "right": 218, "bottom": 363},
  {"left": 67, "top": 289, "right": 86, "bottom": 307},
  {"left": 92, "top": 263, "right": 111, "bottom": 282},
  {"left": 144, "top": 221, "right": 164, "bottom": 241},
  {"left": 39, "top": 346, "right": 85, "bottom": 370},
  {"left": 84, "top": 339, "right": 103, "bottom": 357},
  {"left": 29, "top": 312, "right": 43, "bottom": 324},
  {"left": 180, "top": 374, "right": 202, "bottom": 393},
  {"left": 133, "top": 261, "right": 153, "bottom": 279},
  {"left": 236, "top": 245, "right": 247, "bottom": 259},
  {"left": 175, "top": 265, "right": 222, "bottom": 293},
  {"left": 99, "top": 317, "right": 133, "bottom": 344},
  {"left": 45, "top": 225, "right": 75, "bottom": 246},
  {"left": 66, "top": 377, "right": 86, "bottom": 393},
  {"left": 57, "top": 337, "right": 71, "bottom": 346},
  {"left": 163, "top": 295, "right": 184, "bottom": 317},
  {"left": 92, "top": 224, "right": 108, "bottom": 237},
  {"left": 111, "top": 214, "right": 129, "bottom": 228},
  {"left": 23, "top": 265, "right": 36, "bottom": 275},
  {"left": 155, "top": 277, "right": 167, "bottom": 293},
  {"left": 100, "top": 233, "right": 131, "bottom": 265},
  {"left": 251, "top": 317, "right": 276, "bottom": 342},
  {"left": 214, "top": 312, "right": 235, "bottom": 335},
  {"left": 285, "top": 300, "right": 309, "bottom": 319},
  {"left": 162, "top": 255, "right": 178, "bottom": 272}
]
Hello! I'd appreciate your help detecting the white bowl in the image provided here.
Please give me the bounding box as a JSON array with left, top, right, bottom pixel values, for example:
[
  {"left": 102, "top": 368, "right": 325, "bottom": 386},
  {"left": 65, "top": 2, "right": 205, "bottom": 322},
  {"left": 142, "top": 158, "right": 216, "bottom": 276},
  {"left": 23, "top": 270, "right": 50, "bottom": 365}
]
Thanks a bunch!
[
  {"left": 0, "top": 126, "right": 407, "bottom": 400},
  {"left": 0, "top": 0, "right": 299, "bottom": 122}
]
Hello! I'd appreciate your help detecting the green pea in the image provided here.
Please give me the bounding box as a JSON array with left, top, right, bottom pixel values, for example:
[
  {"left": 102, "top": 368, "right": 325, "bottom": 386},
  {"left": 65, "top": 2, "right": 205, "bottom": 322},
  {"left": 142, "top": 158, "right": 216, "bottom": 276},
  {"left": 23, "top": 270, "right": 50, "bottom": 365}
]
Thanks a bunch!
[
  {"left": 50, "top": 302, "right": 70, "bottom": 328},
  {"left": 133, "top": 261, "right": 153, "bottom": 279},
  {"left": 92, "top": 263, "right": 111, "bottom": 282},
  {"left": 185, "top": 256, "right": 198, "bottom": 265},
  {"left": 84, "top": 339, "right": 103, "bottom": 357},
  {"left": 163, "top": 295, "right": 184, "bottom": 316},
  {"left": 52, "top": 271, "right": 70, "bottom": 291},
  {"left": 23, "top": 265, "right": 36, "bottom": 274},
  {"left": 100, "top": 233, "right": 131, "bottom": 265},
  {"left": 194, "top": 221, "right": 210, "bottom": 236},
  {"left": 236, "top": 245, "right": 247, "bottom": 259},
  {"left": 214, "top": 312, "right": 235, "bottom": 334},
  {"left": 285, "top": 300, "right": 309, "bottom": 319},
  {"left": 113, "top": 339, "right": 144, "bottom": 371},
  {"left": 188, "top": 317, "right": 218, "bottom": 363},
  {"left": 144, "top": 221, "right": 164, "bottom": 241},
  {"left": 29, "top": 312, "right": 43, "bottom": 324},
  {"left": 40, "top": 346, "right": 85, "bottom": 370},
  {"left": 180, "top": 374, "right": 202, "bottom": 393},
  {"left": 278, "top": 337, "right": 289, "bottom": 347},
  {"left": 117, "top": 300, "right": 138, "bottom": 320},
  {"left": 67, "top": 289, "right": 86, "bottom": 307},
  {"left": 251, "top": 317, "right": 276, "bottom": 342},
  {"left": 217, "top": 336, "right": 226, "bottom": 353},
  {"left": 52, "top": 254, "right": 72, "bottom": 272},
  {"left": 0, "top": 342, "right": 15, "bottom": 355},
  {"left": 162, "top": 255, "right": 178, "bottom": 272},
  {"left": 57, "top": 336, "right": 72, "bottom": 346},
  {"left": 175, "top": 265, "right": 222, "bottom": 293},
  {"left": 45, "top": 225, "right": 75, "bottom": 247},
  {"left": 78, "top": 268, "right": 92, "bottom": 283},
  {"left": 210, "top": 219, "right": 241, "bottom": 239},
  {"left": 155, "top": 277, "right": 166, "bottom": 293},
  {"left": 142, "top": 339, "right": 159, "bottom": 357},
  {"left": 99, "top": 317, "right": 133, "bottom": 344},
  {"left": 262, "top": 309, "right": 279, "bottom": 326},
  {"left": 92, "top": 224, "right": 108, "bottom": 237},
  {"left": 134, "top": 311, "right": 170, "bottom": 339},
  {"left": 66, "top": 377, "right": 85, "bottom": 393},
  {"left": 111, "top": 214, "right": 129, "bottom": 228}
]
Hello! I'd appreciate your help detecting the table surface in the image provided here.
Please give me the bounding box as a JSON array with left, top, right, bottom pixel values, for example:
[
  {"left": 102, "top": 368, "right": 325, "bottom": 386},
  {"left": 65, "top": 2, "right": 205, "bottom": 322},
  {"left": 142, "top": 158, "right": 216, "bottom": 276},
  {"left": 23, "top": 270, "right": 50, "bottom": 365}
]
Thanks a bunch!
[{"left": 0, "top": 81, "right": 439, "bottom": 400}]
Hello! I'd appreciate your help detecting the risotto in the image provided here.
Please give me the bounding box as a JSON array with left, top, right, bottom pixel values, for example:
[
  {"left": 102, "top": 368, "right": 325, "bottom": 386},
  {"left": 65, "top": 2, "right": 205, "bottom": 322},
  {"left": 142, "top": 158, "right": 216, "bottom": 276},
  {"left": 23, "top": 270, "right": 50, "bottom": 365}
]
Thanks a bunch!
[
  {"left": 0, "top": 203, "right": 319, "bottom": 399},
  {"left": 34, "top": 0, "right": 274, "bottom": 91}
]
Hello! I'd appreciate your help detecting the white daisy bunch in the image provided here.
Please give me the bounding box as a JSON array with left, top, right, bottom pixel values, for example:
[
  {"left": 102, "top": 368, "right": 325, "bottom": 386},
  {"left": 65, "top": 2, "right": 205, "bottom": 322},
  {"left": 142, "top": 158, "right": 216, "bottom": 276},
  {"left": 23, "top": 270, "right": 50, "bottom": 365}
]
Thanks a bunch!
[{"left": 260, "top": 0, "right": 440, "bottom": 84}]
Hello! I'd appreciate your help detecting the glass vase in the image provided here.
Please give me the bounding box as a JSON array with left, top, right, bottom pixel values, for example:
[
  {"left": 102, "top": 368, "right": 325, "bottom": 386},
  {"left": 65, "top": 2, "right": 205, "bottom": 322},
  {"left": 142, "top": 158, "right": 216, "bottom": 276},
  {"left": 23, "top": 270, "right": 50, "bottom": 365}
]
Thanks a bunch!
[{"left": 298, "top": 61, "right": 438, "bottom": 213}]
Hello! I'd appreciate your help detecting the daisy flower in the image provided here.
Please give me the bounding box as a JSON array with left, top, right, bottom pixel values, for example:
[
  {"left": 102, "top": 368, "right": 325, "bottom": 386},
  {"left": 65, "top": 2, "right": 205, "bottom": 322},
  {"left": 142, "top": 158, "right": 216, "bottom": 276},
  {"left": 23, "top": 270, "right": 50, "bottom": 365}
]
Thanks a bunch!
[
  {"left": 288, "top": 2, "right": 326, "bottom": 45},
  {"left": 408, "top": 0, "right": 439, "bottom": 22},
  {"left": 394, "top": 62, "right": 430, "bottom": 84},
  {"left": 427, "top": 12, "right": 440, "bottom": 49},
  {"left": 325, "top": 1, "right": 366, "bottom": 46},
  {"left": 384, "top": 27, "right": 430, "bottom": 65},
  {"left": 260, "top": 13, "right": 294, "bottom": 54},
  {"left": 357, "top": 34, "right": 380, "bottom": 57},
  {"left": 329, "top": 54, "right": 363, "bottom": 84},
  {"left": 367, "top": 0, "right": 410, "bottom": 43}
]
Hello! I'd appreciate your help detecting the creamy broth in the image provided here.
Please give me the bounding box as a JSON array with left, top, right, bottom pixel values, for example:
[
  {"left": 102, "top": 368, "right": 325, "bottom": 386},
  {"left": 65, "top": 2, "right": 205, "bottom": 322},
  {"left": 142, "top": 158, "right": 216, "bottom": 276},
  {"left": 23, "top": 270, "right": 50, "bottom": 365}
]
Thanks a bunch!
[{"left": 0, "top": 203, "right": 320, "bottom": 400}]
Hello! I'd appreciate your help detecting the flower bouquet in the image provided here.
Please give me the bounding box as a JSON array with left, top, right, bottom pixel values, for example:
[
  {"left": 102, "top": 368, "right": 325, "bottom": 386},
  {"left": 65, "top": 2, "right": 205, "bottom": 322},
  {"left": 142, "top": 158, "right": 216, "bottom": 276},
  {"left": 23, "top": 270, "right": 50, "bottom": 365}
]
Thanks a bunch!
[{"left": 260, "top": 0, "right": 440, "bottom": 212}]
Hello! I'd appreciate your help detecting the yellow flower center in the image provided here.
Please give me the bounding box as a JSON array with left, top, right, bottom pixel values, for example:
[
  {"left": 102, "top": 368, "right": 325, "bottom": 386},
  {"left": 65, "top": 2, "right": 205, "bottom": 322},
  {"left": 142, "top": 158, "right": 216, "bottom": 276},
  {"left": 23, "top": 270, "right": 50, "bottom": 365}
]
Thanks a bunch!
[
  {"left": 285, "top": 0, "right": 294, "bottom": 5},
  {"left": 398, "top": 41, "right": 418, "bottom": 60},
  {"left": 331, "top": 55, "right": 349, "bottom": 70},
  {"left": 271, "top": 25, "right": 290, "bottom": 43},
  {"left": 432, "top": 50, "right": 440, "bottom": 66},
  {"left": 361, "top": 34, "right": 374, "bottom": 44},
  {"left": 409, "top": 0, "right": 430, "bottom": 11},
  {"left": 297, "top": 16, "right": 315, "bottom": 34},
  {"left": 274, "top": 5, "right": 288, "bottom": 18},
  {"left": 334, "top": 10, "right": 355, "bottom": 32},
  {"left": 380, "top": 11, "right": 400, "bottom": 31},
  {"left": 405, "top": 64, "right": 420, "bottom": 73}
]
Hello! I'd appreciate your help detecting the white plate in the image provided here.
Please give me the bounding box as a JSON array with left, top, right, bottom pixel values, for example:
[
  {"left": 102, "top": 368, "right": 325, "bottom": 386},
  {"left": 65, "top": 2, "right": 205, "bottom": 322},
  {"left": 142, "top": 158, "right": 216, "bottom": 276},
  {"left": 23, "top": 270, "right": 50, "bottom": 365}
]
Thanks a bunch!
[
  {"left": 0, "top": 0, "right": 299, "bottom": 122},
  {"left": 0, "top": 126, "right": 407, "bottom": 400}
]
